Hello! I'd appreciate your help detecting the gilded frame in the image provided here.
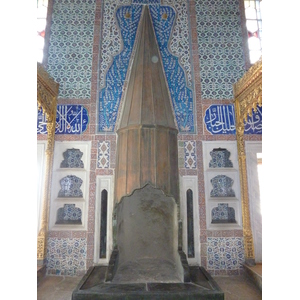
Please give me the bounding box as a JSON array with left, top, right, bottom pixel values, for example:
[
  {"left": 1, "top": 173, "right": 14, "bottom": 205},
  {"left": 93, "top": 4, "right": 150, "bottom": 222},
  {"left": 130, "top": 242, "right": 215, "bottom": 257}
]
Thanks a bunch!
[
  {"left": 37, "top": 62, "right": 59, "bottom": 263},
  {"left": 233, "top": 58, "right": 262, "bottom": 265}
]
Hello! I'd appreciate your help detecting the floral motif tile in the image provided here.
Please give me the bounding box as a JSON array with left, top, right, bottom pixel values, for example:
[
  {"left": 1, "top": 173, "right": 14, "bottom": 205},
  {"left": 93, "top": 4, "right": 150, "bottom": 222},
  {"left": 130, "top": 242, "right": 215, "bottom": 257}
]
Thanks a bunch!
[
  {"left": 60, "top": 149, "right": 84, "bottom": 168},
  {"left": 207, "top": 237, "right": 244, "bottom": 270},
  {"left": 56, "top": 204, "right": 82, "bottom": 224},
  {"left": 209, "top": 148, "right": 233, "bottom": 168},
  {"left": 211, "top": 203, "right": 236, "bottom": 223},
  {"left": 47, "top": 0, "right": 96, "bottom": 98},
  {"left": 195, "top": 0, "right": 246, "bottom": 99},
  {"left": 58, "top": 175, "right": 83, "bottom": 197},
  {"left": 210, "top": 175, "right": 235, "bottom": 197},
  {"left": 47, "top": 238, "right": 87, "bottom": 276}
]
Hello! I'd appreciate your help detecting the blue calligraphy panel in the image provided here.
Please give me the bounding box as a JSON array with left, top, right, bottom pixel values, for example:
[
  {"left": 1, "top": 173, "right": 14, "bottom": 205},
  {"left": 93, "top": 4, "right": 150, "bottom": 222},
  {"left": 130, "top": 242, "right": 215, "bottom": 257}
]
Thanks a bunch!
[
  {"left": 204, "top": 105, "right": 262, "bottom": 135},
  {"left": 244, "top": 106, "right": 262, "bottom": 134},
  {"left": 37, "top": 105, "right": 89, "bottom": 134}
]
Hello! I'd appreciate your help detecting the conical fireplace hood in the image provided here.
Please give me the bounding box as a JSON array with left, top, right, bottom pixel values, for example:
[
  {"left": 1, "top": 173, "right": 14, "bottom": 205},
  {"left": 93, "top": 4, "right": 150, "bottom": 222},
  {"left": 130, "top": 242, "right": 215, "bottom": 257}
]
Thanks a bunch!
[{"left": 118, "top": 5, "right": 177, "bottom": 130}]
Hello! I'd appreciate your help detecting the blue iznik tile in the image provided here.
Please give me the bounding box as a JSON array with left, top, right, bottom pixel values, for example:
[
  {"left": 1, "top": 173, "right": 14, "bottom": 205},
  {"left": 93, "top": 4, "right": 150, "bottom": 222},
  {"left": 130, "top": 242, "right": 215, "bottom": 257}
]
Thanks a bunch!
[
  {"left": 209, "top": 148, "right": 233, "bottom": 168},
  {"left": 211, "top": 203, "right": 236, "bottom": 223},
  {"left": 244, "top": 105, "right": 262, "bottom": 134},
  {"left": 60, "top": 149, "right": 84, "bottom": 168},
  {"left": 56, "top": 204, "right": 82, "bottom": 224},
  {"left": 99, "top": 5, "right": 142, "bottom": 132},
  {"left": 37, "top": 105, "right": 89, "bottom": 134},
  {"left": 195, "top": 0, "right": 246, "bottom": 99},
  {"left": 210, "top": 175, "right": 235, "bottom": 198},
  {"left": 150, "top": 5, "right": 194, "bottom": 133},
  {"left": 98, "top": 2, "right": 195, "bottom": 133},
  {"left": 204, "top": 104, "right": 262, "bottom": 135},
  {"left": 58, "top": 175, "right": 83, "bottom": 198}
]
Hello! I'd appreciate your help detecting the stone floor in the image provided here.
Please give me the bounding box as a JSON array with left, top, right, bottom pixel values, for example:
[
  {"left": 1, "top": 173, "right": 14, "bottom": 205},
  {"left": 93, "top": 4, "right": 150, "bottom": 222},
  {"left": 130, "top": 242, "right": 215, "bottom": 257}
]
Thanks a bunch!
[{"left": 37, "top": 274, "right": 262, "bottom": 300}]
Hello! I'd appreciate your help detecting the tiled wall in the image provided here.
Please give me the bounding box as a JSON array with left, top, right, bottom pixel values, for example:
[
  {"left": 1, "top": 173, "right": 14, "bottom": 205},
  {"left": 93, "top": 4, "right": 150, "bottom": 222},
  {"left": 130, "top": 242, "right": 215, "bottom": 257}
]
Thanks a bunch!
[
  {"left": 195, "top": 0, "right": 246, "bottom": 99},
  {"left": 47, "top": 0, "right": 96, "bottom": 99},
  {"left": 40, "top": 0, "right": 262, "bottom": 276}
]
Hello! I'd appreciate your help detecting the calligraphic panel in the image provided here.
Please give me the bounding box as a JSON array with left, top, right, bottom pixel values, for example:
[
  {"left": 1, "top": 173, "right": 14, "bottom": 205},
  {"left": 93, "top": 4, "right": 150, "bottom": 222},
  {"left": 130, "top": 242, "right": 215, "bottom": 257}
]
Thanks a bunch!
[
  {"left": 98, "top": 0, "right": 195, "bottom": 133},
  {"left": 37, "top": 105, "right": 89, "bottom": 134},
  {"left": 204, "top": 105, "right": 262, "bottom": 135}
]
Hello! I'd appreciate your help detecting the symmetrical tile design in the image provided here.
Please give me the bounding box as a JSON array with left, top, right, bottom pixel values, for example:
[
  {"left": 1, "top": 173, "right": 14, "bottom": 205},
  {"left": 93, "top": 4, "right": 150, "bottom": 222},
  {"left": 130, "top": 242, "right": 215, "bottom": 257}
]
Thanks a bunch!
[
  {"left": 209, "top": 148, "right": 233, "bottom": 168},
  {"left": 47, "top": 238, "right": 87, "bottom": 276},
  {"left": 60, "top": 149, "right": 84, "bottom": 168},
  {"left": 207, "top": 237, "right": 244, "bottom": 270},
  {"left": 37, "top": 105, "right": 89, "bottom": 134},
  {"left": 97, "top": 141, "right": 110, "bottom": 169},
  {"left": 99, "top": 1, "right": 195, "bottom": 133},
  {"left": 211, "top": 203, "right": 236, "bottom": 223},
  {"left": 58, "top": 175, "right": 83, "bottom": 197},
  {"left": 195, "top": 0, "right": 246, "bottom": 99},
  {"left": 184, "top": 141, "right": 197, "bottom": 169},
  {"left": 210, "top": 175, "right": 235, "bottom": 197},
  {"left": 47, "top": 0, "right": 96, "bottom": 98},
  {"left": 56, "top": 204, "right": 82, "bottom": 224}
]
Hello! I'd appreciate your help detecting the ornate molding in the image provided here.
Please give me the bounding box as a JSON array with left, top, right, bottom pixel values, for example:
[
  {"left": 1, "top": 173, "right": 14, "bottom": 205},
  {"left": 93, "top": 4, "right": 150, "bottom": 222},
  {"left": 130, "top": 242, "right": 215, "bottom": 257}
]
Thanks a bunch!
[
  {"left": 233, "top": 58, "right": 262, "bottom": 264},
  {"left": 233, "top": 58, "right": 262, "bottom": 121},
  {"left": 37, "top": 62, "right": 59, "bottom": 123},
  {"left": 37, "top": 63, "right": 59, "bottom": 262}
]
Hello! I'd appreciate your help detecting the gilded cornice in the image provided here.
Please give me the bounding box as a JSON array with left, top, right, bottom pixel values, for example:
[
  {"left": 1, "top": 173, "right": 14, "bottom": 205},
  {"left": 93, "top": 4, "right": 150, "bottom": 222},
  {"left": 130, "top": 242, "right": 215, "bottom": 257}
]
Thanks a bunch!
[
  {"left": 37, "top": 62, "right": 59, "bottom": 122},
  {"left": 233, "top": 58, "right": 262, "bottom": 121}
]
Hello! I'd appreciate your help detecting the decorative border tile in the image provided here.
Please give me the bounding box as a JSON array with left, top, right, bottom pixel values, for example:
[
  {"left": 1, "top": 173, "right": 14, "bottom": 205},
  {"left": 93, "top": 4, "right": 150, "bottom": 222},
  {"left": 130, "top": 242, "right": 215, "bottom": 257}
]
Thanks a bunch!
[
  {"left": 97, "top": 141, "right": 110, "bottom": 168},
  {"left": 184, "top": 141, "right": 197, "bottom": 169}
]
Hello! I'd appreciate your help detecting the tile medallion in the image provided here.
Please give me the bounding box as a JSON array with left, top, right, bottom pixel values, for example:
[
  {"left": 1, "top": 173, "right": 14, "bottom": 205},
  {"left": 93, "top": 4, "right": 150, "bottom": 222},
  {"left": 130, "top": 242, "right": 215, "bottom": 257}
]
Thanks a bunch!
[
  {"left": 97, "top": 141, "right": 110, "bottom": 168},
  {"left": 47, "top": 0, "right": 96, "bottom": 98},
  {"left": 58, "top": 175, "right": 83, "bottom": 197},
  {"left": 47, "top": 238, "right": 87, "bottom": 276},
  {"left": 207, "top": 237, "right": 244, "bottom": 270},
  {"left": 60, "top": 148, "right": 84, "bottom": 168},
  {"left": 99, "top": 0, "right": 195, "bottom": 133},
  {"left": 210, "top": 175, "right": 235, "bottom": 197}
]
